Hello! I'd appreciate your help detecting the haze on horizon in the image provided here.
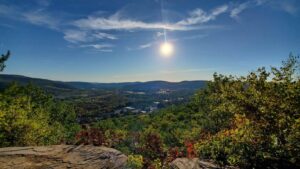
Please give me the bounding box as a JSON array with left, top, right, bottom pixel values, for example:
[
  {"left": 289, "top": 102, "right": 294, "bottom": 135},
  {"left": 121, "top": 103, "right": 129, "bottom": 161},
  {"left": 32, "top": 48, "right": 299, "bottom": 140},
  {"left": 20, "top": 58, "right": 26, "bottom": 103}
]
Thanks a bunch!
[{"left": 0, "top": 0, "right": 299, "bottom": 82}]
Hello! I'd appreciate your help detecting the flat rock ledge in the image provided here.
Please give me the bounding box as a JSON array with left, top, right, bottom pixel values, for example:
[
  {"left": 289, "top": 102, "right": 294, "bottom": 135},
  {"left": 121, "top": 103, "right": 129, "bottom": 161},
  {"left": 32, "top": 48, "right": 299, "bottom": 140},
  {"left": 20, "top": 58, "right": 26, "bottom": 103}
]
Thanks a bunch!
[{"left": 0, "top": 145, "right": 127, "bottom": 169}]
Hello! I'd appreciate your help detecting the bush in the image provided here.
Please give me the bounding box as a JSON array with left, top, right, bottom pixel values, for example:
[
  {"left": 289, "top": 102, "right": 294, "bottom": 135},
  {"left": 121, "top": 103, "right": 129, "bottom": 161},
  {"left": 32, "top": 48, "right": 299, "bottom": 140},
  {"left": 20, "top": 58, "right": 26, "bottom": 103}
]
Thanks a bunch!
[{"left": 126, "top": 155, "right": 143, "bottom": 169}]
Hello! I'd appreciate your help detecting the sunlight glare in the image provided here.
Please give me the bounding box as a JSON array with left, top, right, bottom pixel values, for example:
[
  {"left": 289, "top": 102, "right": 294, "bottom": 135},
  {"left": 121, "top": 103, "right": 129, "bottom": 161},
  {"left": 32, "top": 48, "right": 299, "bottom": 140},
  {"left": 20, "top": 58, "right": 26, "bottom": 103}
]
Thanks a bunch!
[{"left": 160, "top": 42, "right": 174, "bottom": 57}]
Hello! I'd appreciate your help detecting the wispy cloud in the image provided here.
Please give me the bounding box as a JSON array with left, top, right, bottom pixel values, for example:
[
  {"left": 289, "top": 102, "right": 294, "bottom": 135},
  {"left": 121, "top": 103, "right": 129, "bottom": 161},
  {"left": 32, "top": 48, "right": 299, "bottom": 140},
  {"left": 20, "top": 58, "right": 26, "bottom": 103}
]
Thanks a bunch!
[
  {"left": 0, "top": 4, "right": 60, "bottom": 30},
  {"left": 80, "top": 44, "right": 113, "bottom": 49},
  {"left": 68, "top": 4, "right": 228, "bottom": 51},
  {"left": 127, "top": 41, "right": 157, "bottom": 51},
  {"left": 93, "top": 32, "right": 117, "bottom": 40},
  {"left": 230, "top": 0, "right": 298, "bottom": 19},
  {"left": 177, "top": 5, "right": 228, "bottom": 26},
  {"left": 73, "top": 5, "right": 228, "bottom": 31},
  {"left": 139, "top": 43, "right": 153, "bottom": 49},
  {"left": 230, "top": 1, "right": 253, "bottom": 19},
  {"left": 73, "top": 16, "right": 186, "bottom": 31},
  {"left": 63, "top": 30, "right": 117, "bottom": 43},
  {"left": 80, "top": 44, "right": 114, "bottom": 52},
  {"left": 64, "top": 30, "right": 88, "bottom": 43},
  {"left": 22, "top": 10, "right": 59, "bottom": 30},
  {"left": 156, "top": 32, "right": 164, "bottom": 37}
]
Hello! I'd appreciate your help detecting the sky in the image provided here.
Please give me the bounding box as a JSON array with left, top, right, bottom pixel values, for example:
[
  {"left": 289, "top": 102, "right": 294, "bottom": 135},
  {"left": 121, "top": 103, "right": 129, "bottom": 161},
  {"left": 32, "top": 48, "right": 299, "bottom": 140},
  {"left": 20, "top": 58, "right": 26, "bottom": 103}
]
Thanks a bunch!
[{"left": 0, "top": 0, "right": 299, "bottom": 82}]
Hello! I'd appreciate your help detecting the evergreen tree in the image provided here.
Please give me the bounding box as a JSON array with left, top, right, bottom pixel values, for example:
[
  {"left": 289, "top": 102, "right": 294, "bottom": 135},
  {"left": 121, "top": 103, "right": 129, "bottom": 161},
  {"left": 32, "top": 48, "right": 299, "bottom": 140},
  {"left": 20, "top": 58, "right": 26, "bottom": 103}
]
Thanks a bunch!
[{"left": 0, "top": 50, "right": 10, "bottom": 72}]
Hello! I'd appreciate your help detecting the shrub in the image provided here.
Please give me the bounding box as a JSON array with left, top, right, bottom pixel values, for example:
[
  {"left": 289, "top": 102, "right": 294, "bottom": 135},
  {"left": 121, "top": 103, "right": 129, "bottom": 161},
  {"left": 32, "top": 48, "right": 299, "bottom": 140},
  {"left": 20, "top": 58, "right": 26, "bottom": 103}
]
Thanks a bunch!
[{"left": 126, "top": 155, "right": 143, "bottom": 169}]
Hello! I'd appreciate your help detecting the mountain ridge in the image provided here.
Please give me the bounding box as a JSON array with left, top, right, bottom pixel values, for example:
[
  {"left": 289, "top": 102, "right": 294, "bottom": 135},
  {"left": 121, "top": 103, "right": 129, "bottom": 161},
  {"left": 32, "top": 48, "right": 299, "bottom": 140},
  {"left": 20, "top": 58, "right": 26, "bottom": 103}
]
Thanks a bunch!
[{"left": 0, "top": 74, "right": 207, "bottom": 91}]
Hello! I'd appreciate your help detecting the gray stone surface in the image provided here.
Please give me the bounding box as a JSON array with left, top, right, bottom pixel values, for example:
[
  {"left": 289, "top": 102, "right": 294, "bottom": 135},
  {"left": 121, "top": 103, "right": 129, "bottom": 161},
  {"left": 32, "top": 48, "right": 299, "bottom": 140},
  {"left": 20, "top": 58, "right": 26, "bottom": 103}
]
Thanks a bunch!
[{"left": 0, "top": 145, "right": 127, "bottom": 169}]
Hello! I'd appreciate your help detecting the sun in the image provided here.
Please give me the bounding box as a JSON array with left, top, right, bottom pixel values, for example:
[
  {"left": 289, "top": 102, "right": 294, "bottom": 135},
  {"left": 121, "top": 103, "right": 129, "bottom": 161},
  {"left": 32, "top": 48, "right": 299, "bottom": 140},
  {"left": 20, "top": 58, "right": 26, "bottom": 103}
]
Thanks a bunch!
[{"left": 160, "top": 42, "right": 174, "bottom": 57}]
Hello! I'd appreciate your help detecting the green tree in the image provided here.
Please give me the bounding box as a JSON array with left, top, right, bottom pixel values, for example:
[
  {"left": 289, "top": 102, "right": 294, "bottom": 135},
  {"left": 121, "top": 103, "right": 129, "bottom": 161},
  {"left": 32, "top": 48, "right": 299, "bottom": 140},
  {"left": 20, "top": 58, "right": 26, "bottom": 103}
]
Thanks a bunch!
[
  {"left": 0, "top": 83, "right": 80, "bottom": 146},
  {"left": 0, "top": 50, "right": 10, "bottom": 72},
  {"left": 195, "top": 55, "right": 300, "bottom": 168}
]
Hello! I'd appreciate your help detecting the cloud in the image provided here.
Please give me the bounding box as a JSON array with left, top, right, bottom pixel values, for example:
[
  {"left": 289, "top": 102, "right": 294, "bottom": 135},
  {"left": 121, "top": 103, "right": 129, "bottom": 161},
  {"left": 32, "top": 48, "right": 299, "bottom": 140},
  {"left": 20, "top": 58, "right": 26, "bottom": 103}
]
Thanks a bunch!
[
  {"left": 93, "top": 32, "right": 117, "bottom": 40},
  {"left": 64, "top": 30, "right": 88, "bottom": 43},
  {"left": 81, "top": 44, "right": 113, "bottom": 49},
  {"left": 97, "top": 49, "right": 113, "bottom": 52},
  {"left": 70, "top": 5, "right": 229, "bottom": 52},
  {"left": 230, "top": 2, "right": 252, "bottom": 19},
  {"left": 127, "top": 42, "right": 155, "bottom": 51},
  {"left": 139, "top": 43, "right": 152, "bottom": 49},
  {"left": 73, "top": 16, "right": 186, "bottom": 31},
  {"left": 22, "top": 10, "right": 59, "bottom": 30},
  {"left": 0, "top": 4, "right": 60, "bottom": 30},
  {"left": 156, "top": 32, "right": 164, "bottom": 37},
  {"left": 80, "top": 44, "right": 114, "bottom": 52},
  {"left": 63, "top": 30, "right": 117, "bottom": 43},
  {"left": 73, "top": 5, "right": 228, "bottom": 31},
  {"left": 230, "top": 0, "right": 298, "bottom": 19},
  {"left": 176, "top": 5, "right": 228, "bottom": 26}
]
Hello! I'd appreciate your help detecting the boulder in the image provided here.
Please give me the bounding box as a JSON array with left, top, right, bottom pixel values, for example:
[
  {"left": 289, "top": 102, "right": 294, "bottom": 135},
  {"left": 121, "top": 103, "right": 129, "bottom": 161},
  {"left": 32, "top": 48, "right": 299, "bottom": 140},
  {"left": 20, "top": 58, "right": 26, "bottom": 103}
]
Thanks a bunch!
[{"left": 0, "top": 145, "right": 127, "bottom": 169}]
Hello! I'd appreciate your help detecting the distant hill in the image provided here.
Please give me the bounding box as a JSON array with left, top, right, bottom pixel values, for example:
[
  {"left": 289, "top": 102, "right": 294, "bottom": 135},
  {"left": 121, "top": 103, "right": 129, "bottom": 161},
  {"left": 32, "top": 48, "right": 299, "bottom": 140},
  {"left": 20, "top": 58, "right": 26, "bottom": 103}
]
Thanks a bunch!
[
  {"left": 0, "top": 74, "right": 207, "bottom": 91},
  {"left": 0, "top": 74, "right": 75, "bottom": 90},
  {"left": 119, "top": 80, "right": 207, "bottom": 91}
]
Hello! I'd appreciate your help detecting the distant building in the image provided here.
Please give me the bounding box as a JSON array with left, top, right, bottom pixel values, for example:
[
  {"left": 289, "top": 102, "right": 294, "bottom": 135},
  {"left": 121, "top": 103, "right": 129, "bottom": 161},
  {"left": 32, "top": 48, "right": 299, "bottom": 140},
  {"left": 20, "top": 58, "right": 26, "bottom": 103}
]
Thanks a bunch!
[{"left": 124, "top": 106, "right": 135, "bottom": 110}]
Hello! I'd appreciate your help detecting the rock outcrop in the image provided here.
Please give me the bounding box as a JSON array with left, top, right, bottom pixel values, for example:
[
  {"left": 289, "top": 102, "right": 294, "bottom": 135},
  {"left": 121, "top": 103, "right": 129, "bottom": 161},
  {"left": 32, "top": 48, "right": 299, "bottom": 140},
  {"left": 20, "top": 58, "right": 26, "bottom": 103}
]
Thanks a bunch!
[{"left": 0, "top": 145, "right": 127, "bottom": 169}]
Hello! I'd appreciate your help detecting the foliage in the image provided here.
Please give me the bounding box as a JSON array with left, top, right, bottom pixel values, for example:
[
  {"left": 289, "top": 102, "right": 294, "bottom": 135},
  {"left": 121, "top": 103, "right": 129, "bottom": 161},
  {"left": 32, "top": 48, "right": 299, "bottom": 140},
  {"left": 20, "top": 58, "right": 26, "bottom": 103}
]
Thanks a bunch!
[
  {"left": 126, "top": 155, "right": 143, "bottom": 169},
  {"left": 0, "top": 83, "right": 80, "bottom": 146},
  {"left": 195, "top": 54, "right": 300, "bottom": 168},
  {"left": 75, "top": 127, "right": 106, "bottom": 146}
]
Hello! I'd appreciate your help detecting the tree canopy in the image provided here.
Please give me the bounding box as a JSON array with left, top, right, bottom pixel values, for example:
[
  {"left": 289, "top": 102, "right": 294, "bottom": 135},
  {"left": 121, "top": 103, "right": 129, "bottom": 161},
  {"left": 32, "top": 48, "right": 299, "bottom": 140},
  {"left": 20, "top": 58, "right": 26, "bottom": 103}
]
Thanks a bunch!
[{"left": 0, "top": 83, "right": 80, "bottom": 146}]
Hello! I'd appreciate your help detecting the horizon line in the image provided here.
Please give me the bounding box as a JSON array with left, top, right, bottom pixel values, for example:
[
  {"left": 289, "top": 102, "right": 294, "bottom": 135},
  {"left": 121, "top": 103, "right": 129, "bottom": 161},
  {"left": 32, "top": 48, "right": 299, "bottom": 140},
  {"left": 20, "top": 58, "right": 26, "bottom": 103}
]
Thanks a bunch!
[{"left": 0, "top": 73, "right": 210, "bottom": 84}]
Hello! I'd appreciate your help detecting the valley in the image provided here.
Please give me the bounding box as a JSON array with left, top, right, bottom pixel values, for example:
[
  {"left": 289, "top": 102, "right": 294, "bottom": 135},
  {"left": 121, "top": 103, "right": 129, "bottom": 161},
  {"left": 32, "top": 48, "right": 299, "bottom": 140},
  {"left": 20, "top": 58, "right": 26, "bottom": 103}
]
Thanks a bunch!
[{"left": 0, "top": 74, "right": 207, "bottom": 123}]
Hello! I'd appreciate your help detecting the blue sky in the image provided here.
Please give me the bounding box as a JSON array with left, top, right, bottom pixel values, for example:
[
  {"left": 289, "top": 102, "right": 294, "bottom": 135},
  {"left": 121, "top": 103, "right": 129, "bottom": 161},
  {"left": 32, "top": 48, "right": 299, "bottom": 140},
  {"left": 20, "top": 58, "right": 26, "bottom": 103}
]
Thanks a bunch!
[{"left": 0, "top": 0, "right": 299, "bottom": 82}]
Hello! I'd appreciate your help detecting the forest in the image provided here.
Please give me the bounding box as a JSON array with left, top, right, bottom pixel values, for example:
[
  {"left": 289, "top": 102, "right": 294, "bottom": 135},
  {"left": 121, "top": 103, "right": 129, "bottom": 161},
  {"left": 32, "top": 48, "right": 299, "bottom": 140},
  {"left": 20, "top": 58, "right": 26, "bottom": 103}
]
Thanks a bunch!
[{"left": 0, "top": 51, "right": 299, "bottom": 169}]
